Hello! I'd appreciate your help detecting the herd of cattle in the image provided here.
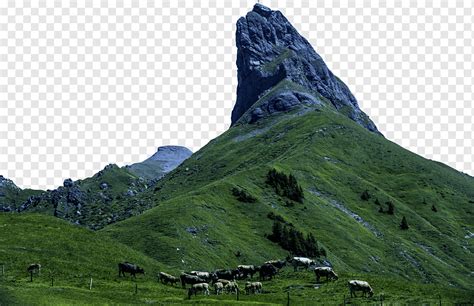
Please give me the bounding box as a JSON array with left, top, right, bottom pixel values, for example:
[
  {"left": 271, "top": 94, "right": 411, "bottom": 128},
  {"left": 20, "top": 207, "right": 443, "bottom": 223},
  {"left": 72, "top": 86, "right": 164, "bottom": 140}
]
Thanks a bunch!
[{"left": 116, "top": 257, "right": 375, "bottom": 299}]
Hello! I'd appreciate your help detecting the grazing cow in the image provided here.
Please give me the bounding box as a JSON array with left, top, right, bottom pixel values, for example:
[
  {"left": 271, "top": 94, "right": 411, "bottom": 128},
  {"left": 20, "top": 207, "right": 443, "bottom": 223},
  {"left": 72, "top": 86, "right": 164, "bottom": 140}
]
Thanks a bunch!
[
  {"left": 259, "top": 263, "right": 278, "bottom": 281},
  {"left": 27, "top": 263, "right": 41, "bottom": 275},
  {"left": 245, "top": 281, "right": 262, "bottom": 295},
  {"left": 158, "top": 272, "right": 179, "bottom": 286},
  {"left": 348, "top": 280, "right": 374, "bottom": 298},
  {"left": 224, "top": 281, "right": 240, "bottom": 294},
  {"left": 118, "top": 262, "right": 144, "bottom": 278},
  {"left": 187, "top": 283, "right": 210, "bottom": 299},
  {"left": 214, "top": 282, "right": 224, "bottom": 295},
  {"left": 314, "top": 267, "right": 338, "bottom": 282},
  {"left": 189, "top": 271, "right": 216, "bottom": 283},
  {"left": 265, "top": 260, "right": 286, "bottom": 270},
  {"left": 216, "top": 279, "right": 232, "bottom": 286},
  {"left": 289, "top": 257, "right": 315, "bottom": 271},
  {"left": 214, "top": 269, "right": 238, "bottom": 281},
  {"left": 180, "top": 273, "right": 206, "bottom": 289},
  {"left": 237, "top": 265, "right": 259, "bottom": 279}
]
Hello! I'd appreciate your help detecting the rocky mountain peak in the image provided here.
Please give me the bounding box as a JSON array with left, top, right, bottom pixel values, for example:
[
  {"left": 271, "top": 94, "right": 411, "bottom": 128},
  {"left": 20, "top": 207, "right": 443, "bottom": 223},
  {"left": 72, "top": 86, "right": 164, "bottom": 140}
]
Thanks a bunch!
[
  {"left": 146, "top": 146, "right": 192, "bottom": 163},
  {"left": 125, "top": 145, "right": 192, "bottom": 181},
  {"left": 232, "top": 4, "right": 379, "bottom": 133}
]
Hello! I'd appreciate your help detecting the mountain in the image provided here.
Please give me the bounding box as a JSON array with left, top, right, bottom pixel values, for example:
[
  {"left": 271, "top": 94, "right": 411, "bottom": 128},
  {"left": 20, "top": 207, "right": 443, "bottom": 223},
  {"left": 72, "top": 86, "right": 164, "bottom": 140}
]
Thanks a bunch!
[
  {"left": 103, "top": 2, "right": 473, "bottom": 296},
  {"left": 231, "top": 4, "right": 379, "bottom": 134},
  {"left": 126, "top": 145, "right": 192, "bottom": 181},
  {"left": 2, "top": 4, "right": 473, "bottom": 304}
]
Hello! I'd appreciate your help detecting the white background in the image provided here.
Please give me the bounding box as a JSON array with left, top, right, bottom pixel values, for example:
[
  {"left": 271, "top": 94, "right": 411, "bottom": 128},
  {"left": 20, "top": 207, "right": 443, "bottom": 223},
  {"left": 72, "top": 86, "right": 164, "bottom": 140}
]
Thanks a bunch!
[{"left": 0, "top": 0, "right": 472, "bottom": 189}]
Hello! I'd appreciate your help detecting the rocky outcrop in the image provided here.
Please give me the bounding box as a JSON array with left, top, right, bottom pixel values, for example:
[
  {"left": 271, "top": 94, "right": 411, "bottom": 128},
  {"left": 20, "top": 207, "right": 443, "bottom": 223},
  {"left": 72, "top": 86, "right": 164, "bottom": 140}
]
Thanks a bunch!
[
  {"left": 126, "top": 146, "right": 192, "bottom": 181},
  {"left": 232, "top": 4, "right": 379, "bottom": 133}
]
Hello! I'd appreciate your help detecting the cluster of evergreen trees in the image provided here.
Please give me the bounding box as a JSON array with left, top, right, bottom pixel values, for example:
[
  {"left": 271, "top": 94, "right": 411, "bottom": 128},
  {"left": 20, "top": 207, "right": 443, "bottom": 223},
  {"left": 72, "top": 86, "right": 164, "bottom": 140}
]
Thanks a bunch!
[
  {"left": 267, "top": 219, "right": 325, "bottom": 257},
  {"left": 231, "top": 187, "right": 256, "bottom": 203},
  {"left": 266, "top": 169, "right": 304, "bottom": 203}
]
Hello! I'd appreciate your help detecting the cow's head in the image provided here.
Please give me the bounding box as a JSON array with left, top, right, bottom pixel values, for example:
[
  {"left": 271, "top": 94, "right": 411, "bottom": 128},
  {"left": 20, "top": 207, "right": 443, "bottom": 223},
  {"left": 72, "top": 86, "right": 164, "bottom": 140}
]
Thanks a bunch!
[
  {"left": 332, "top": 271, "right": 339, "bottom": 280},
  {"left": 368, "top": 289, "right": 374, "bottom": 297},
  {"left": 137, "top": 267, "right": 145, "bottom": 275}
]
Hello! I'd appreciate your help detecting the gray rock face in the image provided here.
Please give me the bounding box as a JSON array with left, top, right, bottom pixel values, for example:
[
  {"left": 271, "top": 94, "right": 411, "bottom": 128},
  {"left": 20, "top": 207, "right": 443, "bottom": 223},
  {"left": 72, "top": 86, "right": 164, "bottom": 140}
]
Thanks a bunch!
[
  {"left": 0, "top": 175, "right": 20, "bottom": 190},
  {"left": 63, "top": 178, "right": 74, "bottom": 188},
  {"left": 145, "top": 146, "right": 193, "bottom": 172},
  {"left": 249, "top": 91, "right": 322, "bottom": 123},
  {"left": 126, "top": 146, "right": 192, "bottom": 181},
  {"left": 232, "top": 4, "right": 379, "bottom": 133}
]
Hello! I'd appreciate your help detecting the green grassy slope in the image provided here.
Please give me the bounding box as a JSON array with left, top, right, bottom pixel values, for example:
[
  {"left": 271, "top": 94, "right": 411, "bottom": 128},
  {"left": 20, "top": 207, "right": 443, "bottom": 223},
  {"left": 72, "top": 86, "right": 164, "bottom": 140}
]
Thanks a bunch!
[
  {"left": 102, "top": 107, "right": 474, "bottom": 298},
  {"left": 1, "top": 213, "right": 471, "bottom": 305},
  {"left": 0, "top": 213, "right": 171, "bottom": 304}
]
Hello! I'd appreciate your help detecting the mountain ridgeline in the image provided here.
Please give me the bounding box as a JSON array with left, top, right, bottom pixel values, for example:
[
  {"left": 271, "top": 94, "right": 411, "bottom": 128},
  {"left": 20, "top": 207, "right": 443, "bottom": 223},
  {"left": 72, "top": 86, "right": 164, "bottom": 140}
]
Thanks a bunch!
[
  {"left": 0, "top": 146, "right": 191, "bottom": 229},
  {"left": 1, "top": 4, "right": 473, "bottom": 304}
]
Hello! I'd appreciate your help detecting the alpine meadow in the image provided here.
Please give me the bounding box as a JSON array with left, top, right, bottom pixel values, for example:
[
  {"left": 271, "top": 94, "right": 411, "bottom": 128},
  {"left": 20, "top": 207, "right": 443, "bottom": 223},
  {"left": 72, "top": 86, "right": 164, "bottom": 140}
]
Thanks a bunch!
[{"left": 1, "top": 4, "right": 473, "bottom": 305}]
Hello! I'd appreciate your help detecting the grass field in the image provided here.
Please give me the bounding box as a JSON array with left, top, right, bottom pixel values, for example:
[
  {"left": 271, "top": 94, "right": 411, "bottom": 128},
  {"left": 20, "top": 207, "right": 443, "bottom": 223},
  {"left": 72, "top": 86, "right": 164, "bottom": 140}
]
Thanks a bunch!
[{"left": 1, "top": 212, "right": 472, "bottom": 305}]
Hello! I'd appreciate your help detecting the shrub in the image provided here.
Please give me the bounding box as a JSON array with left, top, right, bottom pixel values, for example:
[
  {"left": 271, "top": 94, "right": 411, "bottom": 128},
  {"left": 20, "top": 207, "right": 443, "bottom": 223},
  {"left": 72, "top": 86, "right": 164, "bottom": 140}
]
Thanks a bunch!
[
  {"left": 266, "top": 169, "right": 304, "bottom": 203},
  {"left": 378, "top": 205, "right": 384, "bottom": 213},
  {"left": 400, "top": 216, "right": 409, "bottom": 230},
  {"left": 431, "top": 204, "right": 437, "bottom": 212},
  {"left": 361, "top": 190, "right": 370, "bottom": 201},
  {"left": 231, "top": 187, "right": 256, "bottom": 203}
]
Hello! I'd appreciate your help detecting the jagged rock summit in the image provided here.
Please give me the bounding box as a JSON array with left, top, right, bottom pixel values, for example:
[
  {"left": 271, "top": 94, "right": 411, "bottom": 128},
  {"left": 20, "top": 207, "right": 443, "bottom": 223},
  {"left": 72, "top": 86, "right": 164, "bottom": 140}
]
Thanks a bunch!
[{"left": 232, "top": 4, "right": 379, "bottom": 133}]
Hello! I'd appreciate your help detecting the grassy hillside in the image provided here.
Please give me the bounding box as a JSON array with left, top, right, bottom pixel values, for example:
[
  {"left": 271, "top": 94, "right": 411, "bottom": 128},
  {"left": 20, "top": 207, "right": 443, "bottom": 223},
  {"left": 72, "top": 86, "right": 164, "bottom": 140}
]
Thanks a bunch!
[
  {"left": 102, "top": 107, "right": 474, "bottom": 300},
  {"left": 0, "top": 213, "right": 169, "bottom": 304},
  {"left": 1, "top": 213, "right": 472, "bottom": 305},
  {"left": 2, "top": 111, "right": 473, "bottom": 304}
]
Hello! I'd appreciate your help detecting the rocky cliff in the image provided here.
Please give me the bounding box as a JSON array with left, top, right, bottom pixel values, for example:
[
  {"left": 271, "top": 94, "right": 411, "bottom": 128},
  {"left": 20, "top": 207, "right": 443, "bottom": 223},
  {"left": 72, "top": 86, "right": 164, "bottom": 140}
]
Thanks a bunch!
[
  {"left": 126, "top": 145, "right": 192, "bottom": 180},
  {"left": 231, "top": 4, "right": 379, "bottom": 134}
]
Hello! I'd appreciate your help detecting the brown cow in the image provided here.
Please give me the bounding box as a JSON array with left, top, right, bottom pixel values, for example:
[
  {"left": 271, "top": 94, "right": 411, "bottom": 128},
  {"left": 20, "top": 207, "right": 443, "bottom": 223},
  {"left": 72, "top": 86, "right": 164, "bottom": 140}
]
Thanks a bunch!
[
  {"left": 314, "top": 267, "right": 338, "bottom": 282},
  {"left": 159, "top": 272, "right": 179, "bottom": 286}
]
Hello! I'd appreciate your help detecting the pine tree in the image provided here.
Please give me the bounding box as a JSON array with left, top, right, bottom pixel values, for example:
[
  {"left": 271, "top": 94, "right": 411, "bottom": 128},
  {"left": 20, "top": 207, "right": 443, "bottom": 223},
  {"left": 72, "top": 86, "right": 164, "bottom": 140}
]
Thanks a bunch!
[
  {"left": 400, "top": 216, "right": 409, "bottom": 230},
  {"left": 270, "top": 220, "right": 283, "bottom": 242},
  {"left": 387, "top": 201, "right": 395, "bottom": 215}
]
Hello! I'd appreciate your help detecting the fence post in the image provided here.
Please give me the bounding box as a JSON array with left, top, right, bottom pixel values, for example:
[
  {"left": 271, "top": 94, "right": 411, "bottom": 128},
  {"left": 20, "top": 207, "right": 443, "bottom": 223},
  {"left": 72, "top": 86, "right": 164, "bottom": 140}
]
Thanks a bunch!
[
  {"left": 30, "top": 270, "right": 33, "bottom": 282},
  {"left": 89, "top": 277, "right": 93, "bottom": 290},
  {"left": 438, "top": 295, "right": 441, "bottom": 306},
  {"left": 343, "top": 294, "right": 346, "bottom": 306},
  {"left": 380, "top": 294, "right": 383, "bottom": 306},
  {"left": 236, "top": 288, "right": 239, "bottom": 301},
  {"left": 51, "top": 276, "right": 54, "bottom": 287},
  {"left": 135, "top": 283, "right": 138, "bottom": 294},
  {"left": 287, "top": 291, "right": 290, "bottom": 306}
]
